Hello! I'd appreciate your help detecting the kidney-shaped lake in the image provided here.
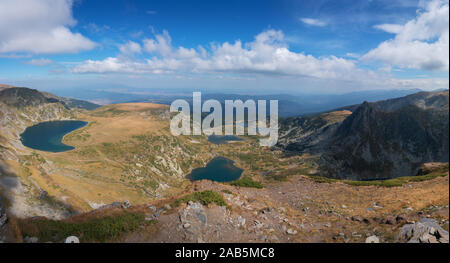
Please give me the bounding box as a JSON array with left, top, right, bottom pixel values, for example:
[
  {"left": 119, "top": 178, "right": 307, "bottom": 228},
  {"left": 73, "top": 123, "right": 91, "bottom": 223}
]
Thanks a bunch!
[
  {"left": 20, "top": 120, "right": 87, "bottom": 153},
  {"left": 187, "top": 157, "right": 243, "bottom": 182}
]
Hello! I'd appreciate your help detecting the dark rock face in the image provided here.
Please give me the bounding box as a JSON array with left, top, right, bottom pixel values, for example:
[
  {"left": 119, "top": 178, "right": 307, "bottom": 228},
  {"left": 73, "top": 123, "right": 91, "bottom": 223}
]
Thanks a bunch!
[
  {"left": 0, "top": 88, "right": 60, "bottom": 108},
  {"left": 0, "top": 87, "right": 100, "bottom": 111},
  {"left": 0, "top": 198, "right": 7, "bottom": 228},
  {"left": 278, "top": 91, "right": 449, "bottom": 180}
]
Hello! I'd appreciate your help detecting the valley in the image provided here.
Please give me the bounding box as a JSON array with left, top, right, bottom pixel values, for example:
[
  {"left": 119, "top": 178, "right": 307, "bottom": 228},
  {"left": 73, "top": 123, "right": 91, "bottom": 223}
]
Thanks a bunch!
[{"left": 0, "top": 86, "right": 448, "bottom": 243}]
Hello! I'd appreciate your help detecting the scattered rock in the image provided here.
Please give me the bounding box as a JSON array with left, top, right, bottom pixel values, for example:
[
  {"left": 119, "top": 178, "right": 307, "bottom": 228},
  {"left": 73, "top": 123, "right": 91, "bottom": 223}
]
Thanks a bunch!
[
  {"left": 38, "top": 189, "right": 48, "bottom": 200},
  {"left": 24, "top": 236, "right": 38, "bottom": 243},
  {"left": 97, "top": 202, "right": 121, "bottom": 211},
  {"left": 1, "top": 199, "right": 9, "bottom": 228},
  {"left": 373, "top": 202, "right": 383, "bottom": 209},
  {"left": 397, "top": 218, "right": 449, "bottom": 243},
  {"left": 164, "top": 204, "right": 172, "bottom": 210},
  {"left": 64, "top": 236, "right": 80, "bottom": 243},
  {"left": 0, "top": 214, "right": 6, "bottom": 228},
  {"left": 236, "top": 216, "right": 246, "bottom": 227},
  {"left": 383, "top": 216, "right": 396, "bottom": 225},
  {"left": 352, "top": 232, "right": 362, "bottom": 238},
  {"left": 395, "top": 215, "right": 406, "bottom": 224},
  {"left": 254, "top": 220, "right": 264, "bottom": 229},
  {"left": 183, "top": 223, "right": 191, "bottom": 229},
  {"left": 341, "top": 205, "right": 347, "bottom": 209},
  {"left": 122, "top": 200, "right": 131, "bottom": 209},
  {"left": 351, "top": 216, "right": 363, "bottom": 222},
  {"left": 365, "top": 235, "right": 380, "bottom": 243},
  {"left": 286, "top": 229, "right": 298, "bottom": 235},
  {"left": 152, "top": 208, "right": 164, "bottom": 219}
]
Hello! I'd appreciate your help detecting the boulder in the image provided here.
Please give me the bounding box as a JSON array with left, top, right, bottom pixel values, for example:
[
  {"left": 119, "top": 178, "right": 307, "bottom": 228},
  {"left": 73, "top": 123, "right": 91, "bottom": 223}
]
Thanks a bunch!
[
  {"left": 365, "top": 235, "right": 380, "bottom": 243},
  {"left": 0, "top": 213, "right": 7, "bottom": 228},
  {"left": 122, "top": 200, "right": 131, "bottom": 209},
  {"left": 397, "top": 218, "right": 449, "bottom": 243},
  {"left": 286, "top": 229, "right": 298, "bottom": 235},
  {"left": 236, "top": 216, "right": 246, "bottom": 227}
]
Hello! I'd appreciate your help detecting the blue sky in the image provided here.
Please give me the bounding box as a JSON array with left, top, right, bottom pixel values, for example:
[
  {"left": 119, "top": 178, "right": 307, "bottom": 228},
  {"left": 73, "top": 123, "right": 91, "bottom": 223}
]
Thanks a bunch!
[{"left": 0, "top": 0, "right": 448, "bottom": 94}]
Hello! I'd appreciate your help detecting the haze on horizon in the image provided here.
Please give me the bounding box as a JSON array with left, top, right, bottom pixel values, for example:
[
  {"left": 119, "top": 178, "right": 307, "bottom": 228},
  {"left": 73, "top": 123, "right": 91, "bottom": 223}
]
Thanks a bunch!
[{"left": 0, "top": 0, "right": 448, "bottom": 95}]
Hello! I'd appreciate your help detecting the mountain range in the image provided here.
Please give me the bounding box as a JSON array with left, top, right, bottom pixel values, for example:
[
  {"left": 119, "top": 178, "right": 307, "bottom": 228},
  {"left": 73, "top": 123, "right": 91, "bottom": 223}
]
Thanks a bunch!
[{"left": 277, "top": 91, "right": 449, "bottom": 180}]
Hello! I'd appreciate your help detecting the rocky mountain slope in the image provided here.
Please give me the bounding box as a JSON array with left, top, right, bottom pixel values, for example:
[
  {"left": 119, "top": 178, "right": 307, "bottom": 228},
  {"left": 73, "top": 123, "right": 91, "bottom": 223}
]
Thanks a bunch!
[
  {"left": 0, "top": 86, "right": 83, "bottom": 220},
  {"left": 2, "top": 163, "right": 448, "bottom": 243},
  {"left": 0, "top": 86, "right": 448, "bottom": 243},
  {"left": 277, "top": 91, "right": 449, "bottom": 180},
  {"left": 0, "top": 87, "right": 75, "bottom": 159}
]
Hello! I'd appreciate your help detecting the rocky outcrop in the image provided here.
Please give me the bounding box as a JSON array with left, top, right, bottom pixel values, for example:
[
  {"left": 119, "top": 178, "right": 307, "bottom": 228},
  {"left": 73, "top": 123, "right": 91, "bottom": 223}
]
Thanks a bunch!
[
  {"left": 0, "top": 200, "right": 7, "bottom": 228},
  {"left": 277, "top": 91, "right": 449, "bottom": 180},
  {"left": 397, "top": 218, "right": 449, "bottom": 243}
]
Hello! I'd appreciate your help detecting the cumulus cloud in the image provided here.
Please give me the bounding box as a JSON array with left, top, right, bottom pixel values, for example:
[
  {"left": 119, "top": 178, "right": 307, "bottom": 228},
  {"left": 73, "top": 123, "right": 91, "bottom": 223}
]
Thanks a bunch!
[
  {"left": 143, "top": 30, "right": 173, "bottom": 56},
  {"left": 119, "top": 41, "right": 142, "bottom": 56},
  {"left": 363, "top": 0, "right": 449, "bottom": 71},
  {"left": 26, "top": 58, "right": 54, "bottom": 66},
  {"left": 300, "top": 18, "right": 327, "bottom": 27},
  {"left": 73, "top": 29, "right": 376, "bottom": 82},
  {"left": 0, "top": 0, "right": 96, "bottom": 54}
]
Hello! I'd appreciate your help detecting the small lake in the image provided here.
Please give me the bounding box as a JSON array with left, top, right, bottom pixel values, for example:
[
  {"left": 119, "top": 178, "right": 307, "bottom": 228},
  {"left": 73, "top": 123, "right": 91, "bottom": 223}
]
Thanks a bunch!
[
  {"left": 20, "top": 120, "right": 88, "bottom": 152},
  {"left": 187, "top": 157, "right": 243, "bottom": 182},
  {"left": 208, "top": 135, "right": 244, "bottom": 145}
]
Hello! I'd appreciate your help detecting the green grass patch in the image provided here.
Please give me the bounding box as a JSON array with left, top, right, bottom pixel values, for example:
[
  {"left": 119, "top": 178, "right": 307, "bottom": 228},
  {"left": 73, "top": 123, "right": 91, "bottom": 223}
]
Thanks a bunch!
[
  {"left": 230, "top": 177, "right": 264, "bottom": 189},
  {"left": 172, "top": 190, "right": 227, "bottom": 207},
  {"left": 309, "top": 172, "right": 448, "bottom": 188},
  {"left": 221, "top": 189, "right": 234, "bottom": 195},
  {"left": 20, "top": 212, "right": 150, "bottom": 243}
]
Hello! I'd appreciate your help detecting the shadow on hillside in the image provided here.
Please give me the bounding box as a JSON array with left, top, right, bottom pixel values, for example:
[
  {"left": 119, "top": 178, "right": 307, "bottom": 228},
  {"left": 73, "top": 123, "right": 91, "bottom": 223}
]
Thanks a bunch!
[{"left": 0, "top": 160, "right": 19, "bottom": 207}]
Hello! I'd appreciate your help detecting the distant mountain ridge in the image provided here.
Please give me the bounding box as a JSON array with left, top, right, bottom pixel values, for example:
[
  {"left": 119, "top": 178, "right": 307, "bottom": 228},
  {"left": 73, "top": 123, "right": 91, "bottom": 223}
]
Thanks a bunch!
[
  {"left": 277, "top": 91, "right": 449, "bottom": 180},
  {"left": 44, "top": 87, "right": 427, "bottom": 117},
  {"left": 0, "top": 86, "right": 100, "bottom": 111}
]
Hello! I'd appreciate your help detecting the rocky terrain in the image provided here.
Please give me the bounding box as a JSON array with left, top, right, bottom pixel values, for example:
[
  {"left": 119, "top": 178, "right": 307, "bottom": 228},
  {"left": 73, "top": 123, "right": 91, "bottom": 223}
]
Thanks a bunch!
[
  {"left": 2, "top": 164, "right": 448, "bottom": 243},
  {"left": 277, "top": 91, "right": 449, "bottom": 180},
  {"left": 0, "top": 85, "right": 449, "bottom": 243}
]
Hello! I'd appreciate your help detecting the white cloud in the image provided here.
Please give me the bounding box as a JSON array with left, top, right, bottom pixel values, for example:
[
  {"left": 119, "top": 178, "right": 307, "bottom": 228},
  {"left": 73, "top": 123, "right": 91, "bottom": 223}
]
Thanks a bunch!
[
  {"left": 143, "top": 30, "right": 173, "bottom": 56},
  {"left": 300, "top": 18, "right": 327, "bottom": 27},
  {"left": 119, "top": 41, "right": 142, "bottom": 56},
  {"left": 0, "top": 0, "right": 96, "bottom": 54},
  {"left": 146, "top": 10, "right": 157, "bottom": 15},
  {"left": 363, "top": 0, "right": 449, "bottom": 71},
  {"left": 345, "top": 53, "right": 361, "bottom": 59},
  {"left": 73, "top": 29, "right": 375, "bottom": 82},
  {"left": 374, "top": 24, "right": 404, "bottom": 34},
  {"left": 26, "top": 58, "right": 54, "bottom": 66}
]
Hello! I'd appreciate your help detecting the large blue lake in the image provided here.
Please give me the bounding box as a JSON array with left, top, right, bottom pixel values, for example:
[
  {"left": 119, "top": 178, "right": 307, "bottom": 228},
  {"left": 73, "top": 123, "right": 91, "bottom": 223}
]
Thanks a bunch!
[
  {"left": 20, "top": 120, "right": 88, "bottom": 152},
  {"left": 187, "top": 157, "right": 243, "bottom": 182}
]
